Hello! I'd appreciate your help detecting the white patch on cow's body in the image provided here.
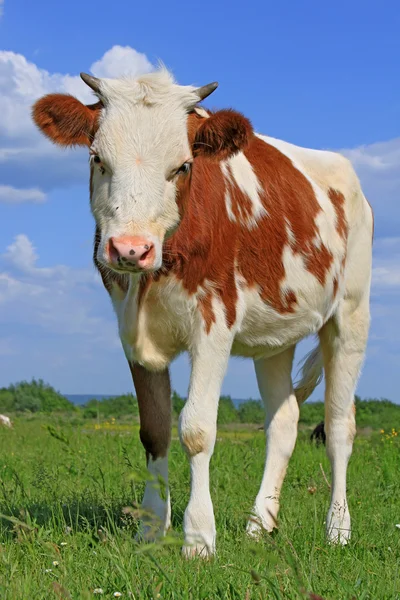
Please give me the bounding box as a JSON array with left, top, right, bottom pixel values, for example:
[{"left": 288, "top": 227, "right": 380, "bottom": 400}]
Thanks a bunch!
[
  {"left": 285, "top": 219, "right": 296, "bottom": 247},
  {"left": 221, "top": 152, "right": 267, "bottom": 227},
  {"left": 220, "top": 162, "right": 237, "bottom": 222}
]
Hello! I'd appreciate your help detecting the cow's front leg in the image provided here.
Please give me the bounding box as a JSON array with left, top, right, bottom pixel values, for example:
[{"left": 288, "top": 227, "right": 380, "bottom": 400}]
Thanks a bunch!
[
  {"left": 129, "top": 363, "right": 172, "bottom": 541},
  {"left": 179, "top": 319, "right": 233, "bottom": 558}
]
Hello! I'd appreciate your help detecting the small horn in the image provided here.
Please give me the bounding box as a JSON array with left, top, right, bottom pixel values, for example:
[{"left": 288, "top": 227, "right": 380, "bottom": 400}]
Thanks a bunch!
[
  {"left": 80, "top": 72, "right": 102, "bottom": 94},
  {"left": 195, "top": 82, "right": 218, "bottom": 102}
]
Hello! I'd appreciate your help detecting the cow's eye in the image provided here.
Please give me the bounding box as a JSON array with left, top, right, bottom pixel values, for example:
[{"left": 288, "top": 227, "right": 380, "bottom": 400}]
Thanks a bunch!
[
  {"left": 176, "top": 162, "right": 191, "bottom": 175},
  {"left": 91, "top": 154, "right": 105, "bottom": 174}
]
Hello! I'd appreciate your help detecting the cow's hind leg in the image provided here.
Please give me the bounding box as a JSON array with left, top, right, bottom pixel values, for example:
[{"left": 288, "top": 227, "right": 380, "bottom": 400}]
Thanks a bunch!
[
  {"left": 319, "top": 297, "right": 370, "bottom": 544},
  {"left": 130, "top": 363, "right": 172, "bottom": 540},
  {"left": 247, "top": 346, "right": 299, "bottom": 537}
]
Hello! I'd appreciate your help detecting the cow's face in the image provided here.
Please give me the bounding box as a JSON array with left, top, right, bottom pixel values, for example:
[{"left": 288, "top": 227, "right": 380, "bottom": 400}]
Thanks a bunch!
[{"left": 32, "top": 70, "right": 252, "bottom": 274}]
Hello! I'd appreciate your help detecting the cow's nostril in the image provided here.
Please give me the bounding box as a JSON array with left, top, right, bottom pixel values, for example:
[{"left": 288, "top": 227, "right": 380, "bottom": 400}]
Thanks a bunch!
[
  {"left": 139, "top": 244, "right": 154, "bottom": 263},
  {"left": 129, "top": 249, "right": 135, "bottom": 256},
  {"left": 108, "top": 238, "right": 119, "bottom": 263}
]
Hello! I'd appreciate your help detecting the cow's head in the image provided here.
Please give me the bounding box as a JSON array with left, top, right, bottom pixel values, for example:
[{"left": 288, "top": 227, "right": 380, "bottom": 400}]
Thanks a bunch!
[{"left": 32, "top": 69, "right": 252, "bottom": 273}]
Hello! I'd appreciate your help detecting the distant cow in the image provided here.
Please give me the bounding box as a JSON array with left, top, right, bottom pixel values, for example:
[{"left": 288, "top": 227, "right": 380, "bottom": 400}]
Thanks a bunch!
[
  {"left": 0, "top": 415, "right": 12, "bottom": 428},
  {"left": 311, "top": 421, "right": 326, "bottom": 446},
  {"left": 32, "top": 68, "right": 373, "bottom": 556}
]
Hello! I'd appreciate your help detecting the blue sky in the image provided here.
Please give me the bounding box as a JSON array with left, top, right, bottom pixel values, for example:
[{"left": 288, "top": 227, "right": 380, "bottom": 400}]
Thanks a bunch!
[{"left": 0, "top": 0, "right": 399, "bottom": 401}]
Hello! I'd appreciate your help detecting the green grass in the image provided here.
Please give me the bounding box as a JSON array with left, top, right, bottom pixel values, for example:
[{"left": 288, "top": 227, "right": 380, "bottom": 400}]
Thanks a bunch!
[{"left": 0, "top": 418, "right": 399, "bottom": 599}]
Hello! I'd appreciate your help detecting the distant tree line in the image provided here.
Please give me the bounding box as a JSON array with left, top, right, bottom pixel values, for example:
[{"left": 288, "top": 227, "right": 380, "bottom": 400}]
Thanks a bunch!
[
  {"left": 0, "top": 379, "right": 399, "bottom": 429},
  {"left": 0, "top": 380, "right": 75, "bottom": 414}
]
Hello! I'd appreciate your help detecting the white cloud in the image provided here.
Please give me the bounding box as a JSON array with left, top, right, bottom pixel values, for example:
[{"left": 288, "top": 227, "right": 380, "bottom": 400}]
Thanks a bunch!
[
  {"left": 1, "top": 234, "right": 103, "bottom": 285},
  {"left": 372, "top": 237, "right": 400, "bottom": 289},
  {"left": 341, "top": 138, "right": 400, "bottom": 237},
  {"left": 0, "top": 234, "right": 116, "bottom": 340},
  {"left": 0, "top": 46, "right": 153, "bottom": 194},
  {"left": 0, "top": 184, "right": 46, "bottom": 204},
  {"left": 343, "top": 139, "right": 400, "bottom": 172},
  {"left": 373, "top": 266, "right": 400, "bottom": 288},
  {"left": 91, "top": 45, "right": 152, "bottom": 79},
  {"left": 3, "top": 234, "right": 40, "bottom": 272}
]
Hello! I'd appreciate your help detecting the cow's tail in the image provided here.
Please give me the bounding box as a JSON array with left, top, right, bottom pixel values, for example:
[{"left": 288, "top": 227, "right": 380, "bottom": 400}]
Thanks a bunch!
[{"left": 294, "top": 343, "right": 324, "bottom": 405}]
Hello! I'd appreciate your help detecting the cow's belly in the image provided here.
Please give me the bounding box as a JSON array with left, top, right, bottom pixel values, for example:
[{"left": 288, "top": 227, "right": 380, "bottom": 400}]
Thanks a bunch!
[{"left": 232, "top": 285, "right": 339, "bottom": 359}]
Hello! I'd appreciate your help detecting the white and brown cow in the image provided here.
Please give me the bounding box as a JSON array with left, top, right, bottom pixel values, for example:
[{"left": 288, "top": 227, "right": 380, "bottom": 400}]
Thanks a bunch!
[{"left": 32, "top": 69, "right": 373, "bottom": 557}]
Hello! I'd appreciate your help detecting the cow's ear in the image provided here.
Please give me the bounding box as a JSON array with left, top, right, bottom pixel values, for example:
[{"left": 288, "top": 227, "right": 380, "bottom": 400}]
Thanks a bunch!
[
  {"left": 192, "top": 109, "right": 253, "bottom": 160},
  {"left": 32, "top": 94, "right": 101, "bottom": 147}
]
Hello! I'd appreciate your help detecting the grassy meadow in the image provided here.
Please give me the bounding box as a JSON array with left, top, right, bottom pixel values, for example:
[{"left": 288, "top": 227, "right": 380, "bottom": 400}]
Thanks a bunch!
[{"left": 0, "top": 412, "right": 399, "bottom": 599}]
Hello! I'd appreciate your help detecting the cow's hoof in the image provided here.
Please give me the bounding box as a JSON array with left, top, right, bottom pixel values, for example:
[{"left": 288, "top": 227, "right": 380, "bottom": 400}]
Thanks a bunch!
[
  {"left": 246, "top": 507, "right": 276, "bottom": 539},
  {"left": 182, "top": 542, "right": 215, "bottom": 559},
  {"left": 326, "top": 507, "right": 351, "bottom": 545}
]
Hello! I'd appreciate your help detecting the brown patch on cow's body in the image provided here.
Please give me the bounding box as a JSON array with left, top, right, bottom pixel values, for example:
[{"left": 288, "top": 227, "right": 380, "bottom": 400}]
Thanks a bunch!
[
  {"left": 198, "top": 292, "right": 216, "bottom": 334},
  {"left": 307, "top": 243, "right": 334, "bottom": 287},
  {"left": 328, "top": 188, "right": 348, "bottom": 240},
  {"left": 332, "top": 277, "right": 339, "bottom": 298}
]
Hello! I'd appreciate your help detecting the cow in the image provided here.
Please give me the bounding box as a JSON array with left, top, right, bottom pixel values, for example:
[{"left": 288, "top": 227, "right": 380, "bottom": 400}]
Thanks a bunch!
[
  {"left": 0, "top": 414, "right": 12, "bottom": 428},
  {"left": 32, "top": 68, "right": 373, "bottom": 557}
]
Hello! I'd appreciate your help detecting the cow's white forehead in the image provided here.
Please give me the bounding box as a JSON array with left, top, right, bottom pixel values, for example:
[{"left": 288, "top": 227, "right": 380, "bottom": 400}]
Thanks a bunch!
[
  {"left": 96, "top": 68, "right": 197, "bottom": 107},
  {"left": 92, "top": 69, "right": 195, "bottom": 164}
]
